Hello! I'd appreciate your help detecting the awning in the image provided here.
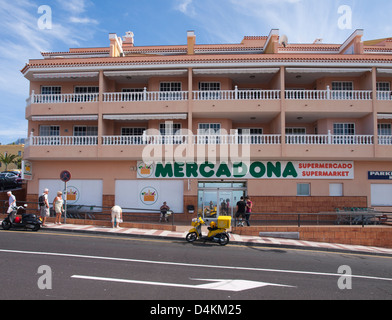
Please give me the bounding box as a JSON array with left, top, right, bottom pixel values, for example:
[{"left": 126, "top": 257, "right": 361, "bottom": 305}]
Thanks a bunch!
[
  {"left": 378, "top": 114, "right": 392, "bottom": 120},
  {"left": 33, "top": 72, "right": 99, "bottom": 79},
  {"left": 104, "top": 70, "right": 188, "bottom": 77},
  {"left": 193, "top": 68, "right": 279, "bottom": 75},
  {"left": 286, "top": 68, "right": 372, "bottom": 74},
  {"left": 103, "top": 113, "right": 188, "bottom": 121},
  {"left": 31, "top": 115, "right": 99, "bottom": 121}
]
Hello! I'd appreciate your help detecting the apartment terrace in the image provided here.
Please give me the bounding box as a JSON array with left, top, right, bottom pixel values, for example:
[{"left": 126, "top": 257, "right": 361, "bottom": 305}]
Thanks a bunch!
[{"left": 28, "top": 87, "right": 392, "bottom": 104}]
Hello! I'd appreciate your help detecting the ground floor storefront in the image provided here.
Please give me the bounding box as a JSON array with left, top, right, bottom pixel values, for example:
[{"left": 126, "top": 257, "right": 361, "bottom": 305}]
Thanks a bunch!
[{"left": 24, "top": 160, "right": 392, "bottom": 217}]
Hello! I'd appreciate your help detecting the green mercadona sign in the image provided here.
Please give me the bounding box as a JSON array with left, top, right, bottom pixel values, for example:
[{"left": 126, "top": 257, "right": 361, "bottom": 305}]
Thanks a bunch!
[{"left": 137, "top": 161, "right": 354, "bottom": 180}]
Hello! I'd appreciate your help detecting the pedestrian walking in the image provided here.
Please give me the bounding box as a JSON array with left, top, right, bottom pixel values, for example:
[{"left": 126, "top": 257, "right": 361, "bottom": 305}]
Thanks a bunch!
[
  {"left": 245, "top": 196, "right": 253, "bottom": 227},
  {"left": 53, "top": 191, "right": 64, "bottom": 225},
  {"left": 39, "top": 188, "right": 50, "bottom": 227},
  {"left": 111, "top": 205, "right": 123, "bottom": 228},
  {"left": 235, "top": 196, "right": 247, "bottom": 227}
]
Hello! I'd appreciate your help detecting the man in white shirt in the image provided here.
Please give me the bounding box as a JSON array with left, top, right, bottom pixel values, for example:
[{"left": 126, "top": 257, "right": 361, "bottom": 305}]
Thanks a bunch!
[
  {"left": 40, "top": 188, "right": 50, "bottom": 227},
  {"left": 7, "top": 191, "right": 16, "bottom": 222}
]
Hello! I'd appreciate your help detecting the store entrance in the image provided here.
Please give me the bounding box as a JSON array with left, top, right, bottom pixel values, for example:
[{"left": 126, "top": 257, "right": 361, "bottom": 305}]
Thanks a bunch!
[{"left": 198, "top": 182, "right": 247, "bottom": 219}]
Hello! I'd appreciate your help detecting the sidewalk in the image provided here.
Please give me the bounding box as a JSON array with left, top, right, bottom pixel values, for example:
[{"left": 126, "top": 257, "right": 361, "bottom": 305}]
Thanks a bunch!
[{"left": 43, "top": 222, "right": 392, "bottom": 256}]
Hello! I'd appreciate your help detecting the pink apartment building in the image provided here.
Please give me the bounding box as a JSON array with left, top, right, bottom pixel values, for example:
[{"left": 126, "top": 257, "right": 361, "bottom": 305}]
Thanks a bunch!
[{"left": 22, "top": 29, "right": 392, "bottom": 217}]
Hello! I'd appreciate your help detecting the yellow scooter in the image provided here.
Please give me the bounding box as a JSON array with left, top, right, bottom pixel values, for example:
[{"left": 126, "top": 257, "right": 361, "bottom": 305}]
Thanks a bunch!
[{"left": 186, "top": 215, "right": 230, "bottom": 246}]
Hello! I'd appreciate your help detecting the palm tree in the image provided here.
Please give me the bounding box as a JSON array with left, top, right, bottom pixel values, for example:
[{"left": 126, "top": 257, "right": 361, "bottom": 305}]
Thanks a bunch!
[{"left": 0, "top": 153, "right": 17, "bottom": 171}]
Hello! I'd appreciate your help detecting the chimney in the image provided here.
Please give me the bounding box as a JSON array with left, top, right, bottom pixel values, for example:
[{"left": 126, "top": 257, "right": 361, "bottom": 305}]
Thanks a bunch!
[
  {"left": 123, "top": 31, "right": 134, "bottom": 47},
  {"left": 187, "top": 31, "right": 196, "bottom": 55},
  {"left": 109, "top": 33, "right": 124, "bottom": 57}
]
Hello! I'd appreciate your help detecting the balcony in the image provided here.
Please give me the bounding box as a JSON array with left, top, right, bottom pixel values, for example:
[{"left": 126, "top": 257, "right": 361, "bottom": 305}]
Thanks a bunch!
[
  {"left": 25, "top": 132, "right": 392, "bottom": 161},
  {"left": 26, "top": 89, "right": 383, "bottom": 109},
  {"left": 286, "top": 133, "right": 374, "bottom": 145}
]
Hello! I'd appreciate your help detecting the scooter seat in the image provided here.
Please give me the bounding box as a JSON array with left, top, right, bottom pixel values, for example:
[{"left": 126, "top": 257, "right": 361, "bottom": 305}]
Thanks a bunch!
[{"left": 22, "top": 214, "right": 37, "bottom": 220}]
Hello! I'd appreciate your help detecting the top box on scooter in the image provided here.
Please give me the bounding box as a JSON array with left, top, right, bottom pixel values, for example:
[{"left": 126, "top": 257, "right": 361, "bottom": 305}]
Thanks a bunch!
[{"left": 218, "top": 216, "right": 232, "bottom": 229}]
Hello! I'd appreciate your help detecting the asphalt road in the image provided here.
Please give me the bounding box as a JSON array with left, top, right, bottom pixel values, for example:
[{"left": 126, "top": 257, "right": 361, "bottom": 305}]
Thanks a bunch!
[{"left": 0, "top": 229, "right": 391, "bottom": 305}]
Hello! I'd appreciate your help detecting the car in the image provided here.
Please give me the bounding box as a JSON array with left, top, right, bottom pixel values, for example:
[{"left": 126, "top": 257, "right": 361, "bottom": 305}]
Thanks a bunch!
[{"left": 0, "top": 172, "right": 19, "bottom": 191}]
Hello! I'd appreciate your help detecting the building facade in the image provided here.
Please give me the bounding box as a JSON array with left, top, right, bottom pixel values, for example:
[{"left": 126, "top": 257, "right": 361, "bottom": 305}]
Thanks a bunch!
[{"left": 22, "top": 29, "right": 392, "bottom": 216}]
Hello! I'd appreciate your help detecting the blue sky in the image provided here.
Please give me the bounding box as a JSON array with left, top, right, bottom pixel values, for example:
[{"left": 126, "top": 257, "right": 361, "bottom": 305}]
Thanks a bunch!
[{"left": 0, "top": 0, "right": 391, "bottom": 144}]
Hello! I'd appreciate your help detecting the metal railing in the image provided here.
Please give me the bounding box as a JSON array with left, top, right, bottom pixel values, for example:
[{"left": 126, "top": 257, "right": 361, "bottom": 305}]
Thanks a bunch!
[{"left": 2, "top": 201, "right": 390, "bottom": 229}]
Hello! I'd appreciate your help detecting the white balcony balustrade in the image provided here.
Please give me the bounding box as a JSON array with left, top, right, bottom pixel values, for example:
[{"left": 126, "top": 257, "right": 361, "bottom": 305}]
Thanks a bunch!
[
  {"left": 286, "top": 132, "right": 374, "bottom": 145},
  {"left": 285, "top": 89, "right": 373, "bottom": 100},
  {"left": 28, "top": 136, "right": 98, "bottom": 146},
  {"left": 28, "top": 88, "right": 390, "bottom": 105},
  {"left": 27, "top": 92, "right": 99, "bottom": 105}
]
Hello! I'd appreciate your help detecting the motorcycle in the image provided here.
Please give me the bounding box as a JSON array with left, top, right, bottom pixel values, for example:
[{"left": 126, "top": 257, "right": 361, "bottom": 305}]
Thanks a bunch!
[
  {"left": 186, "top": 215, "right": 230, "bottom": 246},
  {"left": 2, "top": 205, "right": 42, "bottom": 232}
]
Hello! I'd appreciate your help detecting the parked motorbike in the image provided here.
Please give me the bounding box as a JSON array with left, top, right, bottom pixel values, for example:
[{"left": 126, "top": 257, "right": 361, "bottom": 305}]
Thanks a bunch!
[
  {"left": 186, "top": 215, "right": 230, "bottom": 246},
  {"left": 2, "top": 205, "right": 42, "bottom": 232}
]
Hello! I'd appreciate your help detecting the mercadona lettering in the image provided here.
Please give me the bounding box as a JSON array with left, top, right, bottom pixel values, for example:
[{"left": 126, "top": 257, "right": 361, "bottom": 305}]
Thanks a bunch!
[{"left": 154, "top": 162, "right": 298, "bottom": 179}]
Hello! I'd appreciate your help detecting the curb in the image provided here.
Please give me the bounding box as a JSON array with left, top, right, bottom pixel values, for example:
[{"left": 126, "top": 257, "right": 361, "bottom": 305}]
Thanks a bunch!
[{"left": 41, "top": 224, "right": 392, "bottom": 257}]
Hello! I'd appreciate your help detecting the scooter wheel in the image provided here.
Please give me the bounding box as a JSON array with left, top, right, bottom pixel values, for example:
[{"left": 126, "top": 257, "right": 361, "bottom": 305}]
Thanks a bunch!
[
  {"left": 218, "top": 233, "right": 229, "bottom": 246},
  {"left": 32, "top": 224, "right": 40, "bottom": 232},
  {"left": 2, "top": 220, "right": 11, "bottom": 231},
  {"left": 186, "top": 232, "right": 197, "bottom": 243}
]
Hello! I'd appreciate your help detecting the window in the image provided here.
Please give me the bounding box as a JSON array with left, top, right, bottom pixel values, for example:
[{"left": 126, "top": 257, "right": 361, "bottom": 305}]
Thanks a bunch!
[
  {"left": 74, "top": 87, "right": 99, "bottom": 94},
  {"left": 160, "top": 123, "right": 182, "bottom": 144},
  {"left": 199, "top": 82, "right": 221, "bottom": 91},
  {"left": 285, "top": 128, "right": 306, "bottom": 135},
  {"left": 39, "top": 125, "right": 60, "bottom": 136},
  {"left": 333, "top": 123, "right": 355, "bottom": 135},
  {"left": 238, "top": 128, "right": 263, "bottom": 144},
  {"left": 333, "top": 123, "right": 355, "bottom": 144},
  {"left": 378, "top": 123, "right": 392, "bottom": 136},
  {"left": 198, "top": 123, "right": 221, "bottom": 144},
  {"left": 377, "top": 82, "right": 391, "bottom": 100},
  {"left": 121, "top": 127, "right": 146, "bottom": 145},
  {"left": 378, "top": 124, "right": 392, "bottom": 144},
  {"left": 73, "top": 126, "right": 98, "bottom": 136},
  {"left": 39, "top": 125, "right": 60, "bottom": 145},
  {"left": 297, "top": 183, "right": 310, "bottom": 196},
  {"left": 121, "top": 128, "right": 146, "bottom": 136},
  {"left": 73, "top": 126, "right": 98, "bottom": 145},
  {"left": 122, "top": 88, "right": 144, "bottom": 101},
  {"left": 199, "top": 82, "right": 221, "bottom": 100},
  {"left": 74, "top": 87, "right": 99, "bottom": 102},
  {"left": 330, "top": 183, "right": 343, "bottom": 197},
  {"left": 198, "top": 123, "right": 221, "bottom": 134},
  {"left": 331, "top": 81, "right": 353, "bottom": 100},
  {"left": 41, "top": 86, "right": 61, "bottom": 95},
  {"left": 160, "top": 82, "right": 182, "bottom": 100},
  {"left": 332, "top": 82, "right": 353, "bottom": 91},
  {"left": 40, "top": 87, "right": 61, "bottom": 103},
  {"left": 160, "top": 82, "right": 181, "bottom": 92}
]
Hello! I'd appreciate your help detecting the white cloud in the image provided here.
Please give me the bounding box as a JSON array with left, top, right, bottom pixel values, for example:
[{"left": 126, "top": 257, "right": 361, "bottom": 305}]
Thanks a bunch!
[
  {"left": 175, "top": 0, "right": 196, "bottom": 17},
  {"left": 0, "top": 0, "right": 101, "bottom": 144}
]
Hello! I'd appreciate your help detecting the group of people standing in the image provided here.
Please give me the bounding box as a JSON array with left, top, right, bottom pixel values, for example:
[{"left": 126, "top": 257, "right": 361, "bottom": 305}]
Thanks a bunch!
[
  {"left": 39, "top": 188, "right": 65, "bottom": 226},
  {"left": 6, "top": 188, "right": 64, "bottom": 227},
  {"left": 235, "top": 195, "right": 253, "bottom": 227}
]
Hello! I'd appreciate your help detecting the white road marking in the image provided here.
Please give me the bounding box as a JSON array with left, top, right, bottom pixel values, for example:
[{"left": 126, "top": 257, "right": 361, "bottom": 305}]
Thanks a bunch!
[
  {"left": 0, "top": 249, "right": 391, "bottom": 282},
  {"left": 71, "top": 276, "right": 295, "bottom": 292}
]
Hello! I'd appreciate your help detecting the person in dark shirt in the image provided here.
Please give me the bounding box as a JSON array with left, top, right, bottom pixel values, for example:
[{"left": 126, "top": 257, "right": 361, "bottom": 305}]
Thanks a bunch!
[{"left": 235, "top": 196, "right": 247, "bottom": 227}]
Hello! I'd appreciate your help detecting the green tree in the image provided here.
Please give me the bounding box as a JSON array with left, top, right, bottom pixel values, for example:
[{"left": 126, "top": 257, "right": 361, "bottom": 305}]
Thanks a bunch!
[{"left": 0, "top": 153, "right": 17, "bottom": 171}]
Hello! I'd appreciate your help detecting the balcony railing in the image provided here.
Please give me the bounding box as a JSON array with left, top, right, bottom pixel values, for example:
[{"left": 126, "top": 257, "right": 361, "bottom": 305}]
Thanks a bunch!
[
  {"left": 285, "top": 90, "right": 373, "bottom": 100},
  {"left": 27, "top": 93, "right": 99, "bottom": 105},
  {"left": 103, "top": 91, "right": 189, "bottom": 102},
  {"left": 27, "top": 136, "right": 98, "bottom": 146},
  {"left": 26, "top": 134, "right": 392, "bottom": 147},
  {"left": 286, "top": 133, "right": 374, "bottom": 145},
  {"left": 28, "top": 134, "right": 385, "bottom": 147},
  {"left": 379, "top": 135, "right": 392, "bottom": 145},
  {"left": 193, "top": 89, "right": 281, "bottom": 100},
  {"left": 29, "top": 89, "right": 392, "bottom": 105}
]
